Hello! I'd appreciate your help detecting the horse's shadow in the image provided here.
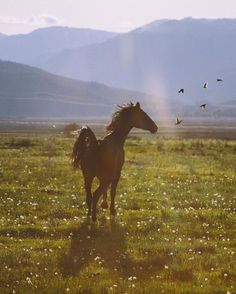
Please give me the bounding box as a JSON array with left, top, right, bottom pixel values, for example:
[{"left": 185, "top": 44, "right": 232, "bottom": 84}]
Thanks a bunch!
[{"left": 59, "top": 217, "right": 170, "bottom": 279}]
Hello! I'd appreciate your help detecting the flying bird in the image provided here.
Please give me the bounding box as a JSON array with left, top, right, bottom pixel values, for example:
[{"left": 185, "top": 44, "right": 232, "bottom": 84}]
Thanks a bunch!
[
  {"left": 200, "top": 103, "right": 206, "bottom": 109},
  {"left": 203, "top": 82, "right": 208, "bottom": 89},
  {"left": 175, "top": 117, "right": 183, "bottom": 125},
  {"left": 178, "top": 88, "right": 184, "bottom": 94},
  {"left": 217, "top": 78, "right": 223, "bottom": 82}
]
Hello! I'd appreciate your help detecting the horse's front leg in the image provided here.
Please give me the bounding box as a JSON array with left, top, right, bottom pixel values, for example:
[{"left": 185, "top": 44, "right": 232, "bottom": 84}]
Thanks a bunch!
[
  {"left": 110, "top": 173, "right": 120, "bottom": 216},
  {"left": 92, "top": 182, "right": 108, "bottom": 221},
  {"left": 101, "top": 190, "right": 109, "bottom": 209}
]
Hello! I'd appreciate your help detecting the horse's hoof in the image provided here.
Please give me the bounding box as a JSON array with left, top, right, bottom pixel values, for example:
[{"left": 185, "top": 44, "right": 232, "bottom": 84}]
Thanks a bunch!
[{"left": 101, "top": 201, "right": 108, "bottom": 209}]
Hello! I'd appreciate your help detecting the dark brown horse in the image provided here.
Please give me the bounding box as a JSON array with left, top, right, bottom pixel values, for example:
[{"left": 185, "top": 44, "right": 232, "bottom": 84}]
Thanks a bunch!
[{"left": 72, "top": 102, "right": 158, "bottom": 221}]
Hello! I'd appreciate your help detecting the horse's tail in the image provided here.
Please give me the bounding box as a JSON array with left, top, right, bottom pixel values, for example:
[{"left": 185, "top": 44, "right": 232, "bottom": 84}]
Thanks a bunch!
[{"left": 71, "top": 126, "right": 98, "bottom": 170}]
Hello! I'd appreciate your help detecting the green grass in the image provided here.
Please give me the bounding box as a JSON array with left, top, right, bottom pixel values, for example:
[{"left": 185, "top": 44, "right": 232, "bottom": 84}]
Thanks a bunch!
[{"left": 0, "top": 134, "right": 235, "bottom": 293}]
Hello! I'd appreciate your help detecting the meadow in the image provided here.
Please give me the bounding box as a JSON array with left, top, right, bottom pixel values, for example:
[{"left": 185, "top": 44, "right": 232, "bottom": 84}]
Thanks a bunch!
[{"left": 0, "top": 132, "right": 235, "bottom": 293}]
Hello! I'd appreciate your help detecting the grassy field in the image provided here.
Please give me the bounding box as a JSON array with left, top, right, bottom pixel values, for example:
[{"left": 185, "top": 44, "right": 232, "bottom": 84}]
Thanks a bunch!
[{"left": 0, "top": 133, "right": 235, "bottom": 293}]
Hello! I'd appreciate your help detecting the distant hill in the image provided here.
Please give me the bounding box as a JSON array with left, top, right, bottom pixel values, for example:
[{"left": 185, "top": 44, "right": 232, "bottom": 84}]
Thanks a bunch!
[
  {"left": 1, "top": 20, "right": 236, "bottom": 119},
  {"left": 0, "top": 27, "right": 117, "bottom": 67},
  {"left": 0, "top": 33, "right": 5, "bottom": 40},
  {"left": 42, "top": 18, "right": 236, "bottom": 109},
  {"left": 0, "top": 60, "right": 151, "bottom": 118}
]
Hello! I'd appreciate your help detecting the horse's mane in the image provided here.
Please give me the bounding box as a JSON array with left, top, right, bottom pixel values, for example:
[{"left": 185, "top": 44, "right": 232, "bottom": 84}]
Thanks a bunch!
[{"left": 106, "top": 102, "right": 134, "bottom": 131}]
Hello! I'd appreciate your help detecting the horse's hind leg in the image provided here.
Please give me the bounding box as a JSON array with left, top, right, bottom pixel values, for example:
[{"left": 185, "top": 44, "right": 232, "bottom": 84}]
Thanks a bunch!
[
  {"left": 101, "top": 190, "right": 109, "bottom": 209},
  {"left": 84, "top": 178, "right": 93, "bottom": 216}
]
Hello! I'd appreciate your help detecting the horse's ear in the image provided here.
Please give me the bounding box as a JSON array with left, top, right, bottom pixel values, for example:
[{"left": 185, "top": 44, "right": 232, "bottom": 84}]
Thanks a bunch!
[{"left": 135, "top": 102, "right": 140, "bottom": 109}]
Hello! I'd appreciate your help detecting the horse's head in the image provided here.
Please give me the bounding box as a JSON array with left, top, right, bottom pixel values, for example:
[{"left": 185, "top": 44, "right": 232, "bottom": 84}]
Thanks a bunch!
[
  {"left": 131, "top": 102, "right": 158, "bottom": 133},
  {"left": 107, "top": 102, "right": 158, "bottom": 133}
]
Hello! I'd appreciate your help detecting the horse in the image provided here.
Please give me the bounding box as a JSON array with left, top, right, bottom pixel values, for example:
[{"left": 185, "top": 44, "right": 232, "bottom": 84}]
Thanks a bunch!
[{"left": 71, "top": 102, "right": 158, "bottom": 221}]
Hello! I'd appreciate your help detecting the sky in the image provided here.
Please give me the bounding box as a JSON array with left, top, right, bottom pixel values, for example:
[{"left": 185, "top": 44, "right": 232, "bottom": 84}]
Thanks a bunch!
[{"left": 0, "top": 0, "right": 236, "bottom": 35}]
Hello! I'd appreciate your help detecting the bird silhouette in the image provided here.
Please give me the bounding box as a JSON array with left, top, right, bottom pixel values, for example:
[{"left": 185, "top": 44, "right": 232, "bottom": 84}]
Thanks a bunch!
[
  {"left": 203, "top": 82, "right": 208, "bottom": 89},
  {"left": 216, "top": 78, "right": 223, "bottom": 82},
  {"left": 175, "top": 117, "right": 183, "bottom": 125},
  {"left": 200, "top": 103, "right": 206, "bottom": 109},
  {"left": 178, "top": 88, "right": 184, "bottom": 94}
]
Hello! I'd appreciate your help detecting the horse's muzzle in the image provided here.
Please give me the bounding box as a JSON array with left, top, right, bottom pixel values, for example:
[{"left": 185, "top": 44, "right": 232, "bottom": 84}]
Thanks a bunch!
[{"left": 150, "top": 124, "right": 158, "bottom": 134}]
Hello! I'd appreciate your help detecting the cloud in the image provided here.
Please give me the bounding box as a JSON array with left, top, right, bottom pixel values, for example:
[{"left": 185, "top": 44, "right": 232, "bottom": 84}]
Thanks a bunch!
[
  {"left": 26, "top": 15, "right": 61, "bottom": 26},
  {"left": 0, "top": 14, "right": 62, "bottom": 26},
  {"left": 0, "top": 16, "right": 19, "bottom": 24}
]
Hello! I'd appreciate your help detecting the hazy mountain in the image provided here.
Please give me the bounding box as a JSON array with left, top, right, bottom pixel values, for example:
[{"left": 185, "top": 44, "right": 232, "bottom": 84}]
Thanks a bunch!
[
  {"left": 43, "top": 18, "right": 236, "bottom": 108},
  {"left": 0, "top": 60, "right": 152, "bottom": 118},
  {"left": 0, "top": 27, "right": 117, "bottom": 67},
  {"left": 1, "top": 19, "right": 236, "bottom": 119},
  {"left": 0, "top": 33, "right": 5, "bottom": 40}
]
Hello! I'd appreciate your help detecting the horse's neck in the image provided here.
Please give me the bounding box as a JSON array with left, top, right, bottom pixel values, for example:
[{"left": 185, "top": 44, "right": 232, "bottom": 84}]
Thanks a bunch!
[{"left": 110, "top": 124, "right": 132, "bottom": 146}]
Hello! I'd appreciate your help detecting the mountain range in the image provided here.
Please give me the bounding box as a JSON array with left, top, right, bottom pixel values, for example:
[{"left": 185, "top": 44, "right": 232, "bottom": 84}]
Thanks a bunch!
[
  {"left": 0, "top": 33, "right": 5, "bottom": 40},
  {"left": 0, "top": 19, "right": 236, "bottom": 119},
  {"left": 0, "top": 27, "right": 117, "bottom": 67},
  {"left": 0, "top": 60, "right": 150, "bottom": 118},
  {"left": 41, "top": 18, "right": 236, "bottom": 105}
]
